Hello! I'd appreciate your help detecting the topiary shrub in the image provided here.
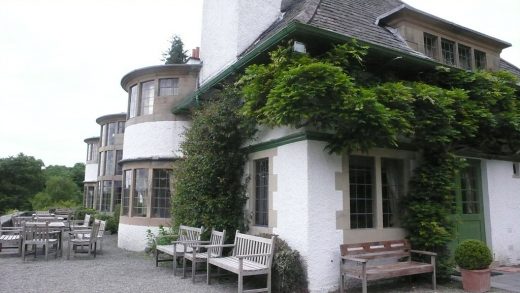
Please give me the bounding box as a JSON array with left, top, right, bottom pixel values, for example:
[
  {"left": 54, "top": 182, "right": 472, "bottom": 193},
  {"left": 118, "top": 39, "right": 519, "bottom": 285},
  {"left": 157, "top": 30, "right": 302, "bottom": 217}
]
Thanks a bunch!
[{"left": 454, "top": 239, "right": 492, "bottom": 270}]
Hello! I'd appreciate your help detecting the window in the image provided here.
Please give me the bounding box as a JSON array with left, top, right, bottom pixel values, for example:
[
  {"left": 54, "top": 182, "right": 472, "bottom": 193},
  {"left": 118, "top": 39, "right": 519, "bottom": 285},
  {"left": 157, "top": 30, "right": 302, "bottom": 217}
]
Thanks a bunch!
[
  {"left": 115, "top": 150, "right": 123, "bottom": 175},
  {"left": 133, "top": 169, "right": 148, "bottom": 217},
  {"left": 85, "top": 186, "right": 95, "bottom": 209},
  {"left": 129, "top": 85, "right": 138, "bottom": 118},
  {"left": 441, "top": 38, "right": 455, "bottom": 66},
  {"left": 475, "top": 50, "right": 487, "bottom": 70},
  {"left": 254, "top": 158, "right": 269, "bottom": 226},
  {"left": 423, "top": 33, "right": 438, "bottom": 59},
  {"left": 117, "top": 121, "right": 125, "bottom": 134},
  {"left": 106, "top": 122, "right": 117, "bottom": 146},
  {"left": 349, "top": 156, "right": 375, "bottom": 229},
  {"left": 122, "top": 170, "right": 132, "bottom": 215},
  {"left": 113, "top": 180, "right": 122, "bottom": 208},
  {"left": 460, "top": 166, "right": 479, "bottom": 214},
  {"left": 104, "top": 150, "right": 114, "bottom": 176},
  {"left": 140, "top": 81, "right": 155, "bottom": 116},
  {"left": 152, "top": 169, "right": 172, "bottom": 218},
  {"left": 100, "top": 181, "right": 112, "bottom": 212},
  {"left": 86, "top": 142, "right": 98, "bottom": 162},
  {"left": 99, "top": 151, "right": 106, "bottom": 176},
  {"left": 381, "top": 158, "right": 404, "bottom": 228},
  {"left": 458, "top": 44, "right": 472, "bottom": 70},
  {"left": 159, "top": 78, "right": 179, "bottom": 96},
  {"left": 100, "top": 124, "right": 107, "bottom": 147}
]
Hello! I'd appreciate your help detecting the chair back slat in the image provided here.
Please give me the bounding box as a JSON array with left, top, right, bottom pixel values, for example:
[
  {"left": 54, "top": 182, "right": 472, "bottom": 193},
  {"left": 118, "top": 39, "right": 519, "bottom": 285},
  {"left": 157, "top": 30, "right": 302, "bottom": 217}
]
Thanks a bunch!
[
  {"left": 23, "top": 222, "right": 50, "bottom": 243},
  {"left": 178, "top": 225, "right": 203, "bottom": 248},
  {"left": 340, "top": 240, "right": 411, "bottom": 256},
  {"left": 232, "top": 231, "right": 275, "bottom": 267},
  {"left": 208, "top": 229, "right": 226, "bottom": 256}
]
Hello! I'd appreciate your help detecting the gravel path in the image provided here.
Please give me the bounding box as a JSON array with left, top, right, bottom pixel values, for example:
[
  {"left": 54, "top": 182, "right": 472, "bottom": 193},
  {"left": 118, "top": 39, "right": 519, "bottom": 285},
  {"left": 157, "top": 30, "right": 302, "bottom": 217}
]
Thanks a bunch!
[{"left": 0, "top": 234, "right": 513, "bottom": 293}]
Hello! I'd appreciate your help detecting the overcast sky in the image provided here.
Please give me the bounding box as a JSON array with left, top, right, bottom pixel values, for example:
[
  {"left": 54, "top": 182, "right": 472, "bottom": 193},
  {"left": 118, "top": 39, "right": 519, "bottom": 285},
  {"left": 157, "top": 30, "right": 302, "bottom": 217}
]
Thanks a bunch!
[{"left": 0, "top": 0, "right": 518, "bottom": 167}]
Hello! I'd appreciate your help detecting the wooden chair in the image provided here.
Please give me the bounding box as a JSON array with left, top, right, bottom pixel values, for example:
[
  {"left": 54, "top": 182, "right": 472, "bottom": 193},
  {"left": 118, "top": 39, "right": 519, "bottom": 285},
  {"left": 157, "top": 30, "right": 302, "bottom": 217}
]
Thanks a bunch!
[
  {"left": 0, "top": 227, "right": 22, "bottom": 255},
  {"left": 70, "top": 214, "right": 91, "bottom": 230},
  {"left": 22, "top": 222, "right": 59, "bottom": 261},
  {"left": 67, "top": 221, "right": 100, "bottom": 260},
  {"left": 155, "top": 225, "right": 204, "bottom": 276},
  {"left": 182, "top": 229, "right": 226, "bottom": 282},
  {"left": 84, "top": 219, "right": 106, "bottom": 252},
  {"left": 12, "top": 216, "right": 32, "bottom": 228}
]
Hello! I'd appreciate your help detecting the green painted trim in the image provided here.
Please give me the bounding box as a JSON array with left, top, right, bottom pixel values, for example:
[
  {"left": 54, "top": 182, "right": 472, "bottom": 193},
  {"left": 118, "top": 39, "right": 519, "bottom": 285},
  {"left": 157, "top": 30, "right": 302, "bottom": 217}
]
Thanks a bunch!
[{"left": 245, "top": 131, "right": 331, "bottom": 153}]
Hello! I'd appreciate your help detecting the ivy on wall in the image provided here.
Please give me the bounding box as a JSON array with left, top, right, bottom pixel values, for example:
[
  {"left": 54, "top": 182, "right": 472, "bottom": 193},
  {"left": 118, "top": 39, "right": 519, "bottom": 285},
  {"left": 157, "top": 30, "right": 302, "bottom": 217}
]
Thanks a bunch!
[{"left": 237, "top": 41, "right": 520, "bottom": 279}]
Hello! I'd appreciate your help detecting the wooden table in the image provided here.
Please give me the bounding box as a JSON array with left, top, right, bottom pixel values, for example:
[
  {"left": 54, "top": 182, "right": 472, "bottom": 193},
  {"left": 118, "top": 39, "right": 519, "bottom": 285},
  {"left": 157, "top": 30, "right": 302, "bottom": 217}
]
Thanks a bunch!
[{"left": 48, "top": 222, "right": 66, "bottom": 257}]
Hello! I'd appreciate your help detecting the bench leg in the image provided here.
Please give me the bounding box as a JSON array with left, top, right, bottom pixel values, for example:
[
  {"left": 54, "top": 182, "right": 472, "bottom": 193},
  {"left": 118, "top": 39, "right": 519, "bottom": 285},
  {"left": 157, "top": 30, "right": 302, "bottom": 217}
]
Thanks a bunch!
[
  {"left": 362, "top": 277, "right": 367, "bottom": 293},
  {"left": 155, "top": 250, "right": 159, "bottom": 267},
  {"left": 432, "top": 268, "right": 437, "bottom": 290},
  {"left": 267, "top": 270, "right": 272, "bottom": 293},
  {"left": 238, "top": 273, "right": 243, "bottom": 293},
  {"left": 207, "top": 261, "right": 211, "bottom": 285},
  {"left": 192, "top": 259, "right": 196, "bottom": 283},
  {"left": 183, "top": 256, "right": 187, "bottom": 278},
  {"left": 339, "top": 274, "right": 344, "bottom": 293}
]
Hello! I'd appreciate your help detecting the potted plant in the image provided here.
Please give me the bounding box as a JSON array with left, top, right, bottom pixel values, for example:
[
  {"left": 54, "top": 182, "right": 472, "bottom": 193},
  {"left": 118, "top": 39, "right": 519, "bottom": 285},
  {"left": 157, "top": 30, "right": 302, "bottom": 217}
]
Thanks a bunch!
[{"left": 454, "top": 239, "right": 493, "bottom": 293}]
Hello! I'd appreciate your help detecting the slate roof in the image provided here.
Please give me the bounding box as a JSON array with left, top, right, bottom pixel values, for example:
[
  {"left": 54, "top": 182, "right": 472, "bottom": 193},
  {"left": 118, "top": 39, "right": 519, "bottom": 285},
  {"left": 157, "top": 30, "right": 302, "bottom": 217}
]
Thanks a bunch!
[{"left": 241, "top": 0, "right": 520, "bottom": 76}]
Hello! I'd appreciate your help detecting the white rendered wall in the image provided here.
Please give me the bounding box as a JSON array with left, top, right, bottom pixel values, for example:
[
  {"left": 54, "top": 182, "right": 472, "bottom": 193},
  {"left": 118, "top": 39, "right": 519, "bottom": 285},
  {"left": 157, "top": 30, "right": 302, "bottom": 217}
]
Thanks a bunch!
[
  {"left": 118, "top": 223, "right": 160, "bottom": 252},
  {"left": 122, "top": 121, "right": 190, "bottom": 160},
  {"left": 200, "top": 0, "right": 281, "bottom": 83},
  {"left": 271, "top": 139, "right": 343, "bottom": 292},
  {"left": 305, "top": 140, "right": 343, "bottom": 292},
  {"left": 84, "top": 163, "right": 98, "bottom": 182},
  {"left": 483, "top": 160, "right": 520, "bottom": 265}
]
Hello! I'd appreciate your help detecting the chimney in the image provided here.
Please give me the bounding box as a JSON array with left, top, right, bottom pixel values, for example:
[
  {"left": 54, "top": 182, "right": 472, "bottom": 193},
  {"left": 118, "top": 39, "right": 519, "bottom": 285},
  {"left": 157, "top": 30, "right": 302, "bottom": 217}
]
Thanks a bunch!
[{"left": 191, "top": 47, "right": 200, "bottom": 60}]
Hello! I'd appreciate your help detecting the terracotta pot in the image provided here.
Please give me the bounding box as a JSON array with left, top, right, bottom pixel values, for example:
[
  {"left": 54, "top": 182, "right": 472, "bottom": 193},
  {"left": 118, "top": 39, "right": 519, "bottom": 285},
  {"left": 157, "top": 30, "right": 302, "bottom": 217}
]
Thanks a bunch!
[{"left": 460, "top": 268, "right": 491, "bottom": 293}]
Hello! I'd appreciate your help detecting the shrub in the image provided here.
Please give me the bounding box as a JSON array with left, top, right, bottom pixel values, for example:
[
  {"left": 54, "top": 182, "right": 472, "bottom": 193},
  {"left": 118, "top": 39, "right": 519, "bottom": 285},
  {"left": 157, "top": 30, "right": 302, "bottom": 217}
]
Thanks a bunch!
[
  {"left": 260, "top": 234, "right": 308, "bottom": 292},
  {"left": 145, "top": 225, "right": 177, "bottom": 253},
  {"left": 454, "top": 239, "right": 492, "bottom": 270},
  {"left": 95, "top": 206, "right": 119, "bottom": 234},
  {"left": 74, "top": 207, "right": 97, "bottom": 224}
]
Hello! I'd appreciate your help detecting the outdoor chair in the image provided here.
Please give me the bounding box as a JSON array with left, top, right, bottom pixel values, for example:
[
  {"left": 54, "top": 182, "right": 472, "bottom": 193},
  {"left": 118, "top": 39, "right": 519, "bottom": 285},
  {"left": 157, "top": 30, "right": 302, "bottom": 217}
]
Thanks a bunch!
[
  {"left": 0, "top": 227, "right": 23, "bottom": 255},
  {"left": 70, "top": 214, "right": 91, "bottom": 230},
  {"left": 67, "top": 220, "right": 100, "bottom": 259},
  {"left": 155, "top": 225, "right": 204, "bottom": 276},
  {"left": 183, "top": 229, "right": 226, "bottom": 282},
  {"left": 22, "top": 221, "right": 59, "bottom": 261},
  {"left": 12, "top": 216, "right": 33, "bottom": 228},
  {"left": 83, "top": 219, "right": 106, "bottom": 252}
]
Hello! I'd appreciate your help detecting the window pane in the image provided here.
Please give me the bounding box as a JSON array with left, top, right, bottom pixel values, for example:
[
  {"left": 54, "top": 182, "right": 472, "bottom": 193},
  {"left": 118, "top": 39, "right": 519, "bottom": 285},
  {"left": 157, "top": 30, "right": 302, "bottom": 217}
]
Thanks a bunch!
[
  {"left": 115, "top": 150, "right": 123, "bottom": 175},
  {"left": 152, "top": 169, "right": 172, "bottom": 218},
  {"left": 140, "top": 81, "right": 155, "bottom": 115},
  {"left": 106, "top": 122, "right": 117, "bottom": 146},
  {"left": 159, "top": 78, "right": 179, "bottom": 96},
  {"left": 100, "top": 181, "right": 112, "bottom": 212},
  {"left": 474, "top": 50, "right": 487, "bottom": 70},
  {"left": 381, "top": 158, "right": 404, "bottom": 228},
  {"left": 104, "top": 150, "right": 114, "bottom": 176},
  {"left": 133, "top": 169, "right": 148, "bottom": 217},
  {"left": 99, "top": 151, "right": 106, "bottom": 176},
  {"left": 458, "top": 44, "right": 472, "bottom": 70},
  {"left": 117, "top": 121, "right": 125, "bottom": 134},
  {"left": 113, "top": 180, "right": 122, "bottom": 208},
  {"left": 461, "top": 166, "right": 480, "bottom": 214},
  {"left": 441, "top": 38, "right": 455, "bottom": 66},
  {"left": 254, "top": 158, "right": 269, "bottom": 226},
  {"left": 122, "top": 170, "right": 132, "bottom": 215},
  {"left": 423, "top": 33, "right": 437, "bottom": 59},
  {"left": 86, "top": 186, "right": 95, "bottom": 209},
  {"left": 129, "top": 85, "right": 138, "bottom": 118},
  {"left": 349, "top": 156, "right": 374, "bottom": 229},
  {"left": 100, "top": 124, "right": 107, "bottom": 147}
]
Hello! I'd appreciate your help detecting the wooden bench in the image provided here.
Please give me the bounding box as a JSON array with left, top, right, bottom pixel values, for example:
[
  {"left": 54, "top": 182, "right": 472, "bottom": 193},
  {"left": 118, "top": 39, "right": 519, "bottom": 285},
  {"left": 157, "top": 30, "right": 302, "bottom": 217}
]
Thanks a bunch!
[
  {"left": 207, "top": 231, "right": 276, "bottom": 293},
  {"left": 183, "top": 229, "right": 226, "bottom": 282},
  {"left": 155, "top": 225, "right": 204, "bottom": 276},
  {"left": 339, "top": 240, "right": 436, "bottom": 293}
]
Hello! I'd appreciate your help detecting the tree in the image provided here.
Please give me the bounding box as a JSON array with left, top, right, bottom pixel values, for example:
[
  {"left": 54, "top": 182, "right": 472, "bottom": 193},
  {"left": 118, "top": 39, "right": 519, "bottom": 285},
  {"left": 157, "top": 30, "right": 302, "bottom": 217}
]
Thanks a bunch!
[
  {"left": 31, "top": 176, "right": 81, "bottom": 210},
  {"left": 0, "top": 153, "right": 45, "bottom": 214},
  {"left": 162, "top": 35, "right": 188, "bottom": 64}
]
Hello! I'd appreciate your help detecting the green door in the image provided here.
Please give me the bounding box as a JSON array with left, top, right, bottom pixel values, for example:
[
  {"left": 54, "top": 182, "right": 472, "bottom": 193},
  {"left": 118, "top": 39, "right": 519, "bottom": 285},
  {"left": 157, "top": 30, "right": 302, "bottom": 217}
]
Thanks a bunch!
[{"left": 450, "top": 160, "right": 486, "bottom": 251}]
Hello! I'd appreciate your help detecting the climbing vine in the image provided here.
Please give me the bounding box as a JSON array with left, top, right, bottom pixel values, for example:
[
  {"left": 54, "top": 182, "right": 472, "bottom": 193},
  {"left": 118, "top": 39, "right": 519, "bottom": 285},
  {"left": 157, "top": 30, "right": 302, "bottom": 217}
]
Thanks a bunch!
[
  {"left": 172, "top": 87, "right": 256, "bottom": 242},
  {"left": 237, "top": 41, "right": 520, "bottom": 279}
]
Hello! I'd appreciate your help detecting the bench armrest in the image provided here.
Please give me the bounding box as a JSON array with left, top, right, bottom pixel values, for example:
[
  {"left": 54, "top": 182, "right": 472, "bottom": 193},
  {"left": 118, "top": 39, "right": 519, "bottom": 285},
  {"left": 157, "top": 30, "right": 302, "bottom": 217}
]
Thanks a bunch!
[
  {"left": 236, "top": 253, "right": 272, "bottom": 258},
  {"left": 199, "top": 244, "right": 236, "bottom": 248},
  {"left": 171, "top": 240, "right": 208, "bottom": 244},
  {"left": 410, "top": 250, "right": 437, "bottom": 256},
  {"left": 341, "top": 256, "right": 367, "bottom": 263}
]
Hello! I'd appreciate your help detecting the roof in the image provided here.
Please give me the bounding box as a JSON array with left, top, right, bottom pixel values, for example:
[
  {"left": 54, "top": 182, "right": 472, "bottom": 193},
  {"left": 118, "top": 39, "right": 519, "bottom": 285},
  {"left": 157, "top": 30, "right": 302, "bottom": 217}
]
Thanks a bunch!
[
  {"left": 120, "top": 64, "right": 202, "bottom": 91},
  {"left": 500, "top": 59, "right": 520, "bottom": 79},
  {"left": 95, "top": 113, "right": 127, "bottom": 124},
  {"left": 376, "top": 4, "right": 511, "bottom": 49}
]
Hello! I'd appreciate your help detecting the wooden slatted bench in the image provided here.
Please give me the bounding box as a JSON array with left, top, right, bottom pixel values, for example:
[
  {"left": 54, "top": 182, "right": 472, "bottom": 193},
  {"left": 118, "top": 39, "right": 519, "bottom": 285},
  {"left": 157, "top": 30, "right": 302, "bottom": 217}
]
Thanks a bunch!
[
  {"left": 339, "top": 240, "right": 436, "bottom": 293},
  {"left": 207, "top": 231, "right": 276, "bottom": 293},
  {"left": 155, "top": 225, "right": 204, "bottom": 276}
]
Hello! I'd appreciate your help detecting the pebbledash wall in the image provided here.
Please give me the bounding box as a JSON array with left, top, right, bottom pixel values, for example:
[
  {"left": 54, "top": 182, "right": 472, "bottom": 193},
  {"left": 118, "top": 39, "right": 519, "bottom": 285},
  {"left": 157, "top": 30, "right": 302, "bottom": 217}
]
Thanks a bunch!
[
  {"left": 483, "top": 160, "right": 520, "bottom": 265},
  {"left": 118, "top": 64, "right": 201, "bottom": 251}
]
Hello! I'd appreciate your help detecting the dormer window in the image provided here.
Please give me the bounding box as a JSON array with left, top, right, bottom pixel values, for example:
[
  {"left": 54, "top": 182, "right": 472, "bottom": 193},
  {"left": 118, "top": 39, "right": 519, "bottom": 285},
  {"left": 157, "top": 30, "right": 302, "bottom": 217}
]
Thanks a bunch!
[
  {"left": 441, "top": 38, "right": 456, "bottom": 66},
  {"left": 458, "top": 44, "right": 472, "bottom": 70},
  {"left": 475, "top": 50, "right": 487, "bottom": 70},
  {"left": 423, "top": 33, "right": 438, "bottom": 59}
]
